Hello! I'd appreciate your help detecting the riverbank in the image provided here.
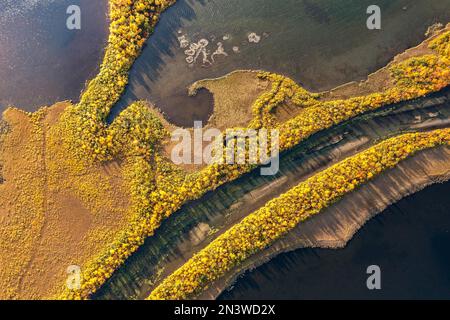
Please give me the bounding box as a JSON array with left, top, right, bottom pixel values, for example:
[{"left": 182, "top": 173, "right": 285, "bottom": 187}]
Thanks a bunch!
[
  {"left": 219, "top": 181, "right": 450, "bottom": 300},
  {"left": 199, "top": 145, "right": 450, "bottom": 299},
  {"left": 149, "top": 129, "right": 450, "bottom": 299},
  {"left": 93, "top": 90, "right": 450, "bottom": 300},
  {"left": 116, "top": 0, "right": 450, "bottom": 127},
  {"left": 66, "top": 22, "right": 450, "bottom": 298}
]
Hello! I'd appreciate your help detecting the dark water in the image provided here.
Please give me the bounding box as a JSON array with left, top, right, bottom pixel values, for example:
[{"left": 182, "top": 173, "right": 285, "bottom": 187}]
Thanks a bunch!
[
  {"left": 0, "top": 0, "right": 108, "bottom": 111},
  {"left": 219, "top": 182, "right": 450, "bottom": 300},
  {"left": 116, "top": 0, "right": 450, "bottom": 126}
]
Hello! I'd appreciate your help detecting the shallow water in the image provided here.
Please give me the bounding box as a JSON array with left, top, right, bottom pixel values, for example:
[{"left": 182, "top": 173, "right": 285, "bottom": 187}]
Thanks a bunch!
[
  {"left": 0, "top": 0, "right": 108, "bottom": 111},
  {"left": 219, "top": 182, "right": 450, "bottom": 300},
  {"left": 116, "top": 0, "right": 450, "bottom": 126}
]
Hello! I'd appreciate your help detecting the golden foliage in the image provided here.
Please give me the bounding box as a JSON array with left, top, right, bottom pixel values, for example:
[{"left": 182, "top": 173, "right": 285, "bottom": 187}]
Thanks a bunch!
[
  {"left": 429, "top": 31, "right": 450, "bottom": 57},
  {"left": 149, "top": 129, "right": 450, "bottom": 300},
  {"left": 249, "top": 72, "right": 320, "bottom": 129},
  {"left": 62, "top": 0, "right": 175, "bottom": 162}
]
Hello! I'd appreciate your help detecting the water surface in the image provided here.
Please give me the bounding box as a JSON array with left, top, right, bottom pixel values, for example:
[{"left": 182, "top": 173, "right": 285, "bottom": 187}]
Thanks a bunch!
[
  {"left": 116, "top": 0, "right": 450, "bottom": 126},
  {"left": 0, "top": 0, "right": 108, "bottom": 111},
  {"left": 219, "top": 182, "right": 450, "bottom": 300}
]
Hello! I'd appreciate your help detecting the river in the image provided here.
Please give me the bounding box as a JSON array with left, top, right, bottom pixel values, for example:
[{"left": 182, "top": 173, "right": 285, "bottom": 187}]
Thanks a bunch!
[
  {"left": 2, "top": 0, "right": 450, "bottom": 300},
  {"left": 2, "top": 0, "right": 450, "bottom": 123},
  {"left": 219, "top": 182, "right": 450, "bottom": 300}
]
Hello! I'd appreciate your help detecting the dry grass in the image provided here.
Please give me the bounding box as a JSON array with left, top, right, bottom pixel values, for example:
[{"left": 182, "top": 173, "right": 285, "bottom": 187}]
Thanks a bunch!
[
  {"left": 189, "top": 70, "right": 270, "bottom": 131},
  {"left": 0, "top": 103, "right": 131, "bottom": 299},
  {"left": 0, "top": 23, "right": 448, "bottom": 299}
]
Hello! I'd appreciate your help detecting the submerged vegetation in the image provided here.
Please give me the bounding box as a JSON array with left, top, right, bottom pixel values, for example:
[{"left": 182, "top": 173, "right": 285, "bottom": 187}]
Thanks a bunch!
[{"left": 149, "top": 129, "right": 450, "bottom": 300}]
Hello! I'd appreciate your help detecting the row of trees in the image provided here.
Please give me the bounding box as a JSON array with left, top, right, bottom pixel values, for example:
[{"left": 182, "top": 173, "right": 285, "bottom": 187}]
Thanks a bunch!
[
  {"left": 249, "top": 72, "right": 320, "bottom": 129},
  {"left": 149, "top": 129, "right": 450, "bottom": 300},
  {"left": 61, "top": 0, "right": 175, "bottom": 162},
  {"left": 59, "top": 0, "right": 178, "bottom": 299},
  {"left": 278, "top": 31, "right": 450, "bottom": 150}
]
